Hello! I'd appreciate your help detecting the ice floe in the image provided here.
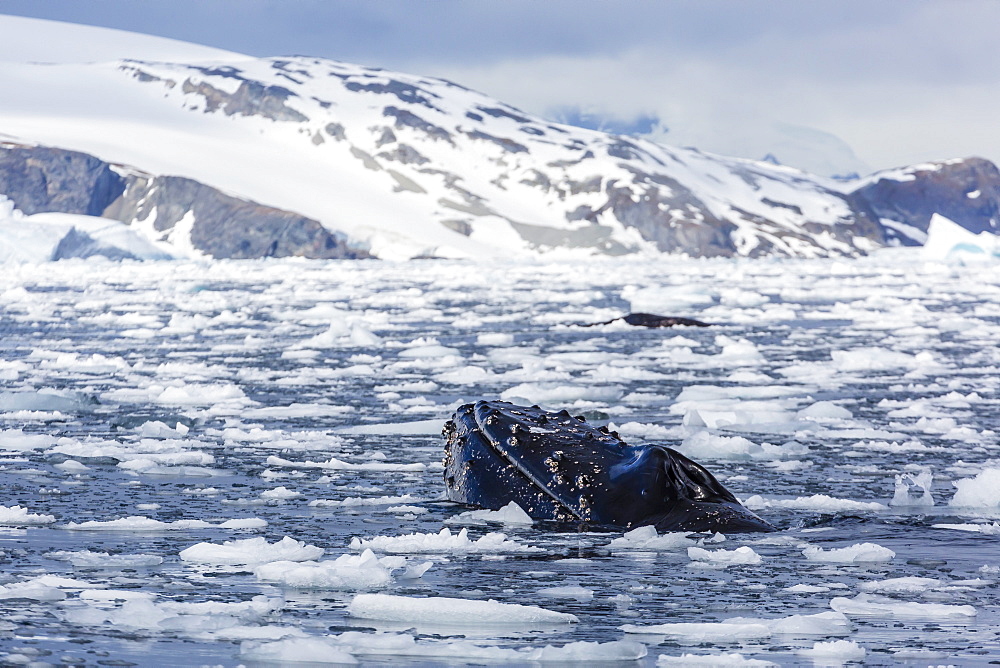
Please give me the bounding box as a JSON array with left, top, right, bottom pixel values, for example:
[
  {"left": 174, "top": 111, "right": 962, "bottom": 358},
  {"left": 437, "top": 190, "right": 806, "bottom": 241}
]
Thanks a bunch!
[
  {"left": 348, "top": 593, "right": 578, "bottom": 625},
  {"left": 350, "top": 527, "right": 542, "bottom": 554}
]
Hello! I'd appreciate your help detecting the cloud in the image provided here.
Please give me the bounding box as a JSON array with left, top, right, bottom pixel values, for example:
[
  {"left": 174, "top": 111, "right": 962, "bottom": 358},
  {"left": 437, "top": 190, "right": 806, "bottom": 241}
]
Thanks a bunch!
[{"left": 2, "top": 0, "right": 999, "bottom": 171}]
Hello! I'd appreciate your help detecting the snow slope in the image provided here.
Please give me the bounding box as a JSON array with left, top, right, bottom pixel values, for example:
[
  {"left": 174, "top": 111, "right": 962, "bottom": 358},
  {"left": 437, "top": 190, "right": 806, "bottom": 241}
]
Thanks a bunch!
[{"left": 0, "top": 16, "right": 883, "bottom": 260}]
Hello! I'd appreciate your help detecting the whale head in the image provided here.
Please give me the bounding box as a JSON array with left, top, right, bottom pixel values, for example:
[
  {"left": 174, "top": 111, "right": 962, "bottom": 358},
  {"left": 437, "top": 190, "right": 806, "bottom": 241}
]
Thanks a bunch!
[{"left": 443, "top": 400, "right": 775, "bottom": 533}]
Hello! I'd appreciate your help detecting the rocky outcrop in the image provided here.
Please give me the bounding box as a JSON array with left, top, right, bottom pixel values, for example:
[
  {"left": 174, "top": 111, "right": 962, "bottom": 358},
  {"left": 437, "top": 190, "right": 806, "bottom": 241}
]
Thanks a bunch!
[
  {"left": 0, "top": 145, "right": 125, "bottom": 216},
  {"left": 851, "top": 157, "right": 1000, "bottom": 244},
  {"left": 0, "top": 144, "right": 365, "bottom": 259}
]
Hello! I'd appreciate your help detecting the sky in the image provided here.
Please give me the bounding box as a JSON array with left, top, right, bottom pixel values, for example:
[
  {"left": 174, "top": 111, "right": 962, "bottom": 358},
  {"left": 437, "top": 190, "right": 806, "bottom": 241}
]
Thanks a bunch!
[{"left": 2, "top": 0, "right": 998, "bottom": 175}]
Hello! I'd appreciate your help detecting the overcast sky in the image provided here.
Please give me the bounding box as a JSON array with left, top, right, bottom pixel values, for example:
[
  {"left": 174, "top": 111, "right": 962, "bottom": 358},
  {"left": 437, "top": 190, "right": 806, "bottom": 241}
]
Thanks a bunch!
[{"left": 2, "top": 0, "right": 998, "bottom": 174}]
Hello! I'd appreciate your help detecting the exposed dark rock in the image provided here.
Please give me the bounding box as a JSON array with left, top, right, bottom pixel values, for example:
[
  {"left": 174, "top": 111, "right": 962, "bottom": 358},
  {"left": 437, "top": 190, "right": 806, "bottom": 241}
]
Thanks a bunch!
[
  {"left": 377, "top": 144, "right": 429, "bottom": 166},
  {"left": 851, "top": 157, "right": 1000, "bottom": 243},
  {"left": 0, "top": 145, "right": 125, "bottom": 216},
  {"left": 181, "top": 78, "right": 309, "bottom": 122},
  {"left": 345, "top": 79, "right": 441, "bottom": 110},
  {"left": 475, "top": 106, "right": 531, "bottom": 124},
  {"left": 325, "top": 122, "right": 346, "bottom": 140},
  {"left": 0, "top": 144, "right": 365, "bottom": 260},
  {"left": 107, "top": 175, "right": 364, "bottom": 259},
  {"left": 383, "top": 107, "right": 452, "bottom": 143},
  {"left": 375, "top": 127, "right": 397, "bottom": 148},
  {"left": 464, "top": 129, "right": 528, "bottom": 154}
]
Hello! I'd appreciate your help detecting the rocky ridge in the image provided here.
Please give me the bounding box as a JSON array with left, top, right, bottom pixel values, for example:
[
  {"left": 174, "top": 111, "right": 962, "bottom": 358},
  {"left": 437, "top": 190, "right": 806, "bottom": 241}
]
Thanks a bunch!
[{"left": 0, "top": 50, "right": 998, "bottom": 260}]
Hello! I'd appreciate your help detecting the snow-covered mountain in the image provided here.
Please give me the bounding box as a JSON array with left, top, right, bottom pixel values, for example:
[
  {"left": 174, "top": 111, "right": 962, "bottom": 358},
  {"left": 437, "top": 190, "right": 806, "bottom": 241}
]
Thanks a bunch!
[{"left": 0, "top": 16, "right": 997, "bottom": 261}]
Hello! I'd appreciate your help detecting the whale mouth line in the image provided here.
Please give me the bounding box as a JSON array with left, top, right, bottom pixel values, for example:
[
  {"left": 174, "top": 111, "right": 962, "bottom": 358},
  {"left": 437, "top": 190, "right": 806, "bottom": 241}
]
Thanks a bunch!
[{"left": 443, "top": 400, "right": 776, "bottom": 533}]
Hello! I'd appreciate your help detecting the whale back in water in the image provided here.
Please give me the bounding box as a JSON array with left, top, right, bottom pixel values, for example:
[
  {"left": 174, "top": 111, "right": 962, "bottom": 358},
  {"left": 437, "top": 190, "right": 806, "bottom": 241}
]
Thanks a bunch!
[{"left": 443, "top": 400, "right": 774, "bottom": 533}]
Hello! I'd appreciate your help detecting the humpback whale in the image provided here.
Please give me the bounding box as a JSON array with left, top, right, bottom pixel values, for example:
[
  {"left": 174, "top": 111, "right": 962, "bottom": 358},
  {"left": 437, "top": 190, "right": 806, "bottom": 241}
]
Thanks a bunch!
[
  {"left": 443, "top": 400, "right": 774, "bottom": 533},
  {"left": 585, "top": 313, "right": 711, "bottom": 328}
]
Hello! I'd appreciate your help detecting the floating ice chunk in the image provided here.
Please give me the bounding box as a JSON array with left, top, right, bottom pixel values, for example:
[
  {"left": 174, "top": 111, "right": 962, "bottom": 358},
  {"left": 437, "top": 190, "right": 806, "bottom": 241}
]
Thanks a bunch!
[
  {"left": 802, "top": 543, "right": 894, "bottom": 564},
  {"left": 308, "top": 494, "right": 422, "bottom": 508},
  {"left": 0, "top": 504, "right": 55, "bottom": 525},
  {"left": 0, "top": 581, "right": 66, "bottom": 601},
  {"left": 241, "top": 633, "right": 641, "bottom": 663},
  {"left": 931, "top": 522, "right": 1000, "bottom": 534},
  {"left": 679, "top": 431, "right": 760, "bottom": 459},
  {"left": 476, "top": 332, "right": 513, "bottom": 346},
  {"left": 260, "top": 486, "right": 301, "bottom": 500},
  {"left": 254, "top": 549, "right": 424, "bottom": 590},
  {"left": 948, "top": 468, "right": 1000, "bottom": 508},
  {"left": 798, "top": 401, "right": 853, "bottom": 420},
  {"left": 500, "top": 382, "right": 623, "bottom": 405},
  {"left": 831, "top": 593, "right": 976, "bottom": 618},
  {"left": 348, "top": 593, "right": 577, "bottom": 625},
  {"left": 688, "top": 546, "right": 762, "bottom": 566},
  {"left": 627, "top": 610, "right": 849, "bottom": 644},
  {"left": 0, "top": 428, "right": 57, "bottom": 452},
  {"left": 54, "top": 459, "right": 90, "bottom": 473},
  {"left": 743, "top": 495, "right": 887, "bottom": 512},
  {"left": 889, "top": 469, "right": 934, "bottom": 507},
  {"left": 63, "top": 516, "right": 206, "bottom": 533},
  {"left": 796, "top": 640, "right": 865, "bottom": 662},
  {"left": 350, "top": 527, "right": 542, "bottom": 554},
  {"left": 267, "top": 454, "right": 425, "bottom": 472},
  {"left": 63, "top": 593, "right": 282, "bottom": 632},
  {"left": 243, "top": 403, "right": 353, "bottom": 419},
  {"left": 536, "top": 585, "right": 594, "bottom": 601},
  {"left": 606, "top": 526, "right": 697, "bottom": 551},
  {"left": 713, "top": 336, "right": 765, "bottom": 366},
  {"left": 155, "top": 383, "right": 247, "bottom": 406},
  {"left": 923, "top": 213, "right": 1000, "bottom": 260},
  {"left": 180, "top": 536, "right": 323, "bottom": 565},
  {"left": 657, "top": 652, "right": 776, "bottom": 666},
  {"left": 0, "top": 389, "right": 95, "bottom": 413},
  {"left": 830, "top": 347, "right": 920, "bottom": 372},
  {"left": 239, "top": 637, "right": 359, "bottom": 664},
  {"left": 335, "top": 419, "right": 441, "bottom": 436},
  {"left": 858, "top": 577, "right": 941, "bottom": 594},
  {"left": 46, "top": 550, "right": 164, "bottom": 568},
  {"left": 622, "top": 621, "right": 771, "bottom": 642},
  {"left": 445, "top": 501, "right": 533, "bottom": 526}
]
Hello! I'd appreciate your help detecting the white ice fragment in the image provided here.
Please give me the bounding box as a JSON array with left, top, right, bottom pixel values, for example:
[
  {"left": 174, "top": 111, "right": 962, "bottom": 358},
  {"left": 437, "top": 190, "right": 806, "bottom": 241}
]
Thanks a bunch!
[
  {"left": 348, "top": 593, "right": 577, "bottom": 625},
  {"left": 254, "top": 549, "right": 416, "bottom": 590},
  {"left": 622, "top": 621, "right": 771, "bottom": 642},
  {"left": 802, "top": 543, "right": 894, "bottom": 564},
  {"left": 931, "top": 522, "right": 1000, "bottom": 534},
  {"left": 445, "top": 501, "right": 534, "bottom": 526},
  {"left": 260, "top": 486, "right": 301, "bottom": 500},
  {"left": 350, "top": 527, "right": 541, "bottom": 554},
  {"left": 308, "top": 494, "right": 422, "bottom": 508},
  {"left": 606, "top": 526, "right": 697, "bottom": 551},
  {"left": 62, "top": 516, "right": 261, "bottom": 531},
  {"left": 267, "top": 454, "right": 425, "bottom": 472},
  {"left": 797, "top": 401, "right": 852, "bottom": 420},
  {"left": 743, "top": 495, "right": 887, "bottom": 512},
  {"left": 948, "top": 468, "right": 1000, "bottom": 508},
  {"left": 831, "top": 593, "right": 976, "bottom": 618},
  {"left": 796, "top": 640, "right": 866, "bottom": 662},
  {"left": 687, "top": 546, "right": 762, "bottom": 566},
  {"left": 889, "top": 468, "right": 935, "bottom": 507},
  {"left": 180, "top": 536, "right": 324, "bottom": 565},
  {"left": 476, "top": 332, "right": 513, "bottom": 346},
  {"left": 46, "top": 550, "right": 164, "bottom": 568},
  {"left": 0, "top": 428, "right": 56, "bottom": 452},
  {"left": 657, "top": 652, "right": 776, "bottom": 666},
  {"left": 0, "top": 504, "right": 55, "bottom": 525},
  {"left": 858, "top": 577, "right": 941, "bottom": 594}
]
